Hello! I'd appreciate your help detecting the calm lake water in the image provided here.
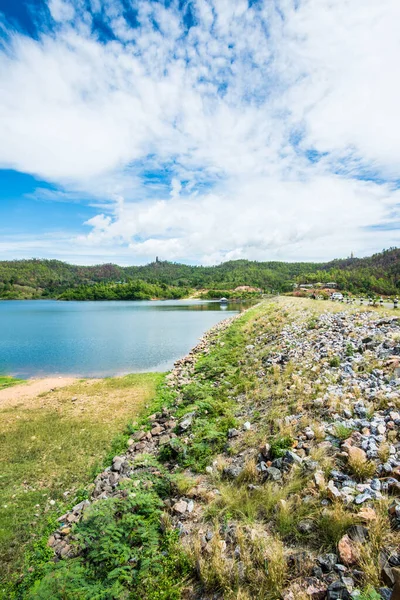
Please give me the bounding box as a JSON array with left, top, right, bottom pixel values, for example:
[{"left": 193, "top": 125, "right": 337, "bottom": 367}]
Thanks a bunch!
[{"left": 0, "top": 300, "right": 244, "bottom": 378}]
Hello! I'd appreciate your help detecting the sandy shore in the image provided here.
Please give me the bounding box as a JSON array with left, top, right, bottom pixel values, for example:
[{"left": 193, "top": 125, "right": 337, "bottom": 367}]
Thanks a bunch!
[{"left": 0, "top": 377, "right": 78, "bottom": 408}]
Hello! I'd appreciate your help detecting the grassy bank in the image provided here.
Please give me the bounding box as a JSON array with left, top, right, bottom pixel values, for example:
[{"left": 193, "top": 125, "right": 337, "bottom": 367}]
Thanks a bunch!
[
  {"left": 0, "top": 376, "right": 24, "bottom": 390},
  {"left": 0, "top": 373, "right": 162, "bottom": 597},
  {"left": 5, "top": 298, "right": 399, "bottom": 599}
]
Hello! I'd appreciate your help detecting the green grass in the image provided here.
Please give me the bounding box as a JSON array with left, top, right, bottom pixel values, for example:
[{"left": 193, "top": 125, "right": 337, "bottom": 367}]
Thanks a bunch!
[
  {"left": 0, "top": 375, "right": 24, "bottom": 390},
  {"left": 334, "top": 423, "right": 354, "bottom": 440},
  {"left": 0, "top": 373, "right": 162, "bottom": 597}
]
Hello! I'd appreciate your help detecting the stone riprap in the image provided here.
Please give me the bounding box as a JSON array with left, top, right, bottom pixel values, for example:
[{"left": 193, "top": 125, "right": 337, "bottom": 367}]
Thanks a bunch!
[{"left": 47, "top": 302, "right": 400, "bottom": 599}]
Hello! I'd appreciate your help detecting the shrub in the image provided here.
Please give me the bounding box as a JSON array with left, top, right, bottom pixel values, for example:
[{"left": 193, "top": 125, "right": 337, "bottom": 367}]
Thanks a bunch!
[
  {"left": 347, "top": 447, "right": 376, "bottom": 481},
  {"left": 270, "top": 435, "right": 293, "bottom": 458},
  {"left": 329, "top": 356, "right": 341, "bottom": 368},
  {"left": 334, "top": 423, "right": 354, "bottom": 440},
  {"left": 358, "top": 588, "right": 381, "bottom": 600},
  {"left": 28, "top": 483, "right": 191, "bottom": 599}
]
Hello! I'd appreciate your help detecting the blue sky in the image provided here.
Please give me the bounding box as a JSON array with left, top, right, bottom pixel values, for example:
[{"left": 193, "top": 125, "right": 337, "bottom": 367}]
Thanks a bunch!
[{"left": 0, "top": 0, "right": 399, "bottom": 265}]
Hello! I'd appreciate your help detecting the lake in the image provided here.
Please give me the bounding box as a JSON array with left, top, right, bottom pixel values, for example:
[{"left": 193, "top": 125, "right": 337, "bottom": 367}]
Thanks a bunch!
[{"left": 0, "top": 299, "right": 245, "bottom": 378}]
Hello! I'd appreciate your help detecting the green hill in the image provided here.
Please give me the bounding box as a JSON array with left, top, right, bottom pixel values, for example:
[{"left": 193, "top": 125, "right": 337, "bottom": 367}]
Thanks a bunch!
[{"left": 0, "top": 248, "right": 398, "bottom": 298}]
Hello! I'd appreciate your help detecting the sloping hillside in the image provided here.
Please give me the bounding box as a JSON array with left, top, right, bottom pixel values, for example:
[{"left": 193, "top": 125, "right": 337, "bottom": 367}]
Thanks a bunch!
[{"left": 0, "top": 248, "right": 398, "bottom": 297}]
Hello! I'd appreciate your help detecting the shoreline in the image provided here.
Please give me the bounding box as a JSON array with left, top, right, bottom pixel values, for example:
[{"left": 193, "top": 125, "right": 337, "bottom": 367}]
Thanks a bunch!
[{"left": 0, "top": 376, "right": 79, "bottom": 406}]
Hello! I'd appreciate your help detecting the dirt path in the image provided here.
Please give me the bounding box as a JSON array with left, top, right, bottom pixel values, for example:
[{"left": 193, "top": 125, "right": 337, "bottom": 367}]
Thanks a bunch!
[{"left": 0, "top": 377, "right": 78, "bottom": 408}]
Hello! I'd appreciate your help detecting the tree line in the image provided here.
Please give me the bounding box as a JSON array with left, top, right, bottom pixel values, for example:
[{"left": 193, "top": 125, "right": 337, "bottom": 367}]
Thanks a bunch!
[{"left": 0, "top": 248, "right": 398, "bottom": 299}]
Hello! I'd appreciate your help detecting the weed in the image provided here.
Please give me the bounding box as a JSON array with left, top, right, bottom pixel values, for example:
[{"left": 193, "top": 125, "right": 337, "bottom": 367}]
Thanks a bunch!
[
  {"left": 28, "top": 485, "right": 192, "bottom": 600},
  {"left": 317, "top": 504, "right": 355, "bottom": 548},
  {"left": 347, "top": 448, "right": 376, "bottom": 481},
  {"left": 357, "top": 588, "right": 381, "bottom": 600},
  {"left": 358, "top": 505, "right": 395, "bottom": 588},
  {"left": 334, "top": 423, "right": 354, "bottom": 440},
  {"left": 191, "top": 524, "right": 287, "bottom": 600},
  {"left": 206, "top": 473, "right": 306, "bottom": 525},
  {"left": 270, "top": 435, "right": 293, "bottom": 459},
  {"left": 173, "top": 473, "right": 198, "bottom": 495},
  {"left": 237, "top": 458, "right": 260, "bottom": 485},
  {"left": 378, "top": 443, "right": 390, "bottom": 463},
  {"left": 329, "top": 356, "right": 341, "bottom": 368}
]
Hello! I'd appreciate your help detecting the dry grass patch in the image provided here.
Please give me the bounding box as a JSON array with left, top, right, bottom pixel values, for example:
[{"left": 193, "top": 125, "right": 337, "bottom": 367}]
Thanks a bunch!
[
  {"left": 358, "top": 502, "right": 396, "bottom": 588},
  {"left": 191, "top": 524, "right": 287, "bottom": 600},
  {"left": 347, "top": 447, "right": 376, "bottom": 481},
  {"left": 206, "top": 470, "right": 307, "bottom": 525},
  {"left": 317, "top": 504, "right": 356, "bottom": 548}
]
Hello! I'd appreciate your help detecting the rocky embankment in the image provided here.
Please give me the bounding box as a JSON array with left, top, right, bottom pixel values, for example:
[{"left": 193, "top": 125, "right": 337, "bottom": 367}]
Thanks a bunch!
[
  {"left": 47, "top": 314, "right": 240, "bottom": 557},
  {"left": 47, "top": 301, "right": 400, "bottom": 600}
]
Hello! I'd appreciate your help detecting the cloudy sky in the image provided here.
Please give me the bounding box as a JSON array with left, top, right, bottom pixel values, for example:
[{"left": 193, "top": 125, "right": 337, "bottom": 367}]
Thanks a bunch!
[{"left": 0, "top": 0, "right": 399, "bottom": 265}]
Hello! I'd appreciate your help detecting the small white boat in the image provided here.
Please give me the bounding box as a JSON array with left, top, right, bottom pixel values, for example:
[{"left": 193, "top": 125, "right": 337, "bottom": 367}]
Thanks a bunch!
[{"left": 220, "top": 297, "right": 228, "bottom": 304}]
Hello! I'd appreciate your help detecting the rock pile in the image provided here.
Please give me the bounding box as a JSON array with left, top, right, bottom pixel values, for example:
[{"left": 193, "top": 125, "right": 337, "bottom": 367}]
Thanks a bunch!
[
  {"left": 214, "top": 309, "right": 400, "bottom": 599},
  {"left": 47, "top": 312, "right": 242, "bottom": 559},
  {"left": 47, "top": 304, "right": 400, "bottom": 599}
]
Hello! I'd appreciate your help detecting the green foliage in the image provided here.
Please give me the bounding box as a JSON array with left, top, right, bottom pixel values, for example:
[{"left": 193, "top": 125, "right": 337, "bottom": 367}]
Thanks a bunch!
[
  {"left": 59, "top": 280, "right": 190, "bottom": 301},
  {"left": 334, "top": 423, "right": 354, "bottom": 440},
  {"left": 199, "top": 289, "right": 262, "bottom": 300},
  {"left": 165, "top": 311, "right": 255, "bottom": 472},
  {"left": 329, "top": 356, "right": 341, "bottom": 368},
  {"left": 357, "top": 587, "right": 381, "bottom": 600},
  {"left": 28, "top": 485, "right": 191, "bottom": 600},
  {"left": 0, "top": 374, "right": 161, "bottom": 596},
  {"left": 296, "top": 247, "right": 400, "bottom": 295},
  {"left": 1, "top": 247, "right": 398, "bottom": 299},
  {"left": 0, "top": 375, "right": 24, "bottom": 390},
  {"left": 270, "top": 435, "right": 293, "bottom": 458}
]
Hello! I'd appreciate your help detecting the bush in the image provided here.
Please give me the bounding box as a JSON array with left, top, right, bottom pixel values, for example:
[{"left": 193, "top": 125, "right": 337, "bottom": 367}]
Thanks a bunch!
[
  {"left": 358, "top": 589, "right": 381, "bottom": 600},
  {"left": 28, "top": 483, "right": 191, "bottom": 599},
  {"left": 329, "top": 356, "right": 340, "bottom": 368},
  {"left": 334, "top": 423, "right": 354, "bottom": 440},
  {"left": 270, "top": 435, "right": 293, "bottom": 458},
  {"left": 347, "top": 447, "right": 376, "bottom": 481}
]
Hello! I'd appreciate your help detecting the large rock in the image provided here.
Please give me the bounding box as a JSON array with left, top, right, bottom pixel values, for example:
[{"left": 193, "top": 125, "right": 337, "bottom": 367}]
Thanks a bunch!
[
  {"left": 265, "top": 467, "right": 282, "bottom": 481},
  {"left": 391, "top": 568, "right": 400, "bottom": 600},
  {"left": 223, "top": 466, "right": 243, "bottom": 480},
  {"left": 283, "top": 450, "right": 303, "bottom": 466},
  {"left": 326, "top": 581, "right": 351, "bottom": 600},
  {"left": 173, "top": 500, "right": 188, "bottom": 515},
  {"left": 112, "top": 456, "right": 125, "bottom": 472},
  {"left": 179, "top": 412, "right": 195, "bottom": 431},
  {"left": 317, "top": 553, "right": 338, "bottom": 573},
  {"left": 338, "top": 534, "right": 359, "bottom": 565}
]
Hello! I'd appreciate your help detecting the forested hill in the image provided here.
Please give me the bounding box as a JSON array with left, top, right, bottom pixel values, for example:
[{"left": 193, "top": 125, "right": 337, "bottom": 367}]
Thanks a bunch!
[{"left": 0, "top": 247, "right": 398, "bottom": 298}]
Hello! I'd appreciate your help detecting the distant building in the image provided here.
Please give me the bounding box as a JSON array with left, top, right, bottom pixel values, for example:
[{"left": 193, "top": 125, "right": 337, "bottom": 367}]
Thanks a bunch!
[{"left": 325, "top": 282, "right": 338, "bottom": 289}]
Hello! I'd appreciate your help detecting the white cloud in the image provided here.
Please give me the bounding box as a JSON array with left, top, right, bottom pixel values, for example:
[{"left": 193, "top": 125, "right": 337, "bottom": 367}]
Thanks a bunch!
[
  {"left": 0, "top": 0, "right": 399, "bottom": 264},
  {"left": 48, "top": 0, "right": 75, "bottom": 22}
]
